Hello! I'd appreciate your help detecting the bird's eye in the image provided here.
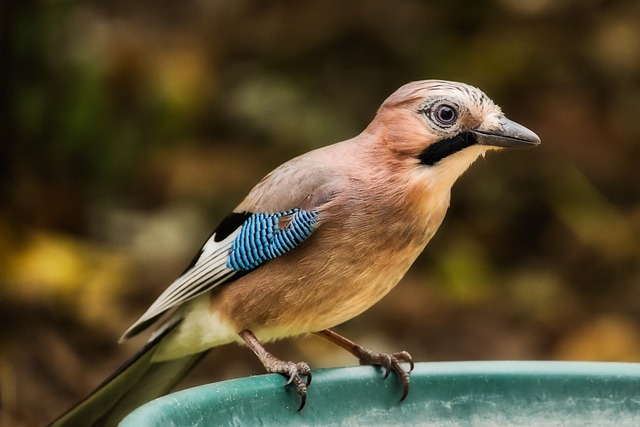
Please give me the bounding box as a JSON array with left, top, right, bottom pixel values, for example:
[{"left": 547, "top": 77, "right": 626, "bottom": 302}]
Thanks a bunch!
[{"left": 433, "top": 104, "right": 457, "bottom": 126}]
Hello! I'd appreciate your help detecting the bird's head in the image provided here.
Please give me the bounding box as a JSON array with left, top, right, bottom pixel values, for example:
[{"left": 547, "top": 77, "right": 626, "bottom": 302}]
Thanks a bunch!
[{"left": 368, "top": 80, "right": 540, "bottom": 192}]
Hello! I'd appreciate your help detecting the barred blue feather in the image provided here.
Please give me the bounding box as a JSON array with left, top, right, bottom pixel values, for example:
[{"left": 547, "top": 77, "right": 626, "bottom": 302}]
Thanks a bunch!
[
  {"left": 121, "top": 208, "right": 320, "bottom": 340},
  {"left": 227, "top": 209, "right": 319, "bottom": 271}
]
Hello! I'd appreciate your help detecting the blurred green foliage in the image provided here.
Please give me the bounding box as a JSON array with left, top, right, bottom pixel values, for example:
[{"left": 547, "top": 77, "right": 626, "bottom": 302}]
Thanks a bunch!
[{"left": 2, "top": 1, "right": 640, "bottom": 426}]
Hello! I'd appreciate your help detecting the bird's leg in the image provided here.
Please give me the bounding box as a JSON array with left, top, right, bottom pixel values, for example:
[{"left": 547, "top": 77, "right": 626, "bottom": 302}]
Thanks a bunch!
[
  {"left": 314, "top": 329, "right": 414, "bottom": 401},
  {"left": 238, "top": 329, "right": 312, "bottom": 411}
]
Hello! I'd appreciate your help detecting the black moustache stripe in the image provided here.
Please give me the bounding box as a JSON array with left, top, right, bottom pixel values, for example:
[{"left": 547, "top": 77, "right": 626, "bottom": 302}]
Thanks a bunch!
[{"left": 418, "top": 132, "right": 477, "bottom": 166}]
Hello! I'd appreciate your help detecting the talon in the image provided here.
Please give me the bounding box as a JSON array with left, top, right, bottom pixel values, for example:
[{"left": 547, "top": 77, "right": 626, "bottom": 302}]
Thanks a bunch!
[
  {"left": 395, "top": 351, "right": 415, "bottom": 372},
  {"left": 355, "top": 348, "right": 413, "bottom": 400},
  {"left": 286, "top": 374, "right": 295, "bottom": 385},
  {"left": 399, "top": 378, "right": 410, "bottom": 402},
  {"left": 239, "top": 331, "right": 312, "bottom": 411},
  {"left": 383, "top": 364, "right": 392, "bottom": 379},
  {"left": 261, "top": 358, "right": 311, "bottom": 409},
  {"left": 312, "top": 330, "right": 414, "bottom": 402},
  {"left": 292, "top": 375, "right": 308, "bottom": 411},
  {"left": 297, "top": 393, "right": 307, "bottom": 412}
]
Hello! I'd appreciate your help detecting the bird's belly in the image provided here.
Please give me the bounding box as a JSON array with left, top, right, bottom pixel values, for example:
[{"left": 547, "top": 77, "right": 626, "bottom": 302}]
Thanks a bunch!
[
  {"left": 214, "top": 239, "right": 426, "bottom": 343},
  {"left": 153, "top": 232, "right": 429, "bottom": 360}
]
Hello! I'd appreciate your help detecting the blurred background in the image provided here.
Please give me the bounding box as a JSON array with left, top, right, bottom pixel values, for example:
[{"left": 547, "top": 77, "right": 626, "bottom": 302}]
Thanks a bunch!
[{"left": 2, "top": 1, "right": 640, "bottom": 425}]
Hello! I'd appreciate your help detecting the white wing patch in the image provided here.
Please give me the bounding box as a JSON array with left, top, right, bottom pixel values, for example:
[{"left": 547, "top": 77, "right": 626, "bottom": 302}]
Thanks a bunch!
[
  {"left": 120, "top": 208, "right": 320, "bottom": 342},
  {"left": 120, "top": 229, "right": 240, "bottom": 341}
]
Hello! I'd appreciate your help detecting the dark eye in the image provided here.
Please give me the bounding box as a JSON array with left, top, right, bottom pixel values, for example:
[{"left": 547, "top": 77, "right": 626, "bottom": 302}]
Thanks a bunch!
[{"left": 434, "top": 104, "right": 457, "bottom": 126}]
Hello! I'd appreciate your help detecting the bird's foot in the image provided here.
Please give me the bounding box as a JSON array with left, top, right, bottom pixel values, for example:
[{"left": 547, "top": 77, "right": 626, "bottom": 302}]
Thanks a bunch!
[
  {"left": 314, "top": 329, "right": 414, "bottom": 401},
  {"left": 355, "top": 348, "right": 414, "bottom": 401},
  {"left": 263, "top": 354, "right": 312, "bottom": 411},
  {"left": 239, "top": 329, "right": 312, "bottom": 411}
]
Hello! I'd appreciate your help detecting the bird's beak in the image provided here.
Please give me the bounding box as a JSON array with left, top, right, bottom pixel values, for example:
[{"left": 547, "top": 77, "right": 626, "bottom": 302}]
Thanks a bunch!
[{"left": 471, "top": 118, "right": 540, "bottom": 149}]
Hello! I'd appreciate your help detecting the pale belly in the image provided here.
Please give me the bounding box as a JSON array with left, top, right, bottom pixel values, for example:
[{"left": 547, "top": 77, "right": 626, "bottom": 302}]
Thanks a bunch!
[{"left": 216, "top": 227, "right": 431, "bottom": 342}]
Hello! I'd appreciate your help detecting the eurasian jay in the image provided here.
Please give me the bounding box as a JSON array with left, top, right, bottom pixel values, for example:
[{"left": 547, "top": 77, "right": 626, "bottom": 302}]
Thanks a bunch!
[{"left": 50, "top": 80, "right": 540, "bottom": 426}]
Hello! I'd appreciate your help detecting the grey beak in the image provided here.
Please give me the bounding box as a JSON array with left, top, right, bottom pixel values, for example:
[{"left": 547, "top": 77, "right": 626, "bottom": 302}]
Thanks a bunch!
[{"left": 471, "top": 118, "right": 540, "bottom": 149}]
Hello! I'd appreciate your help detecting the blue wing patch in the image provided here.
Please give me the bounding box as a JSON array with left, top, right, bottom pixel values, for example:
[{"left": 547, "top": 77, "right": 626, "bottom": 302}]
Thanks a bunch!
[{"left": 227, "top": 208, "right": 319, "bottom": 271}]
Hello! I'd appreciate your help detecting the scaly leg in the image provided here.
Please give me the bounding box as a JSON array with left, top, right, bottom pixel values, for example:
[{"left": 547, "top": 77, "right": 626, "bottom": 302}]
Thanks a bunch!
[
  {"left": 239, "top": 329, "right": 312, "bottom": 411},
  {"left": 314, "top": 329, "right": 414, "bottom": 401}
]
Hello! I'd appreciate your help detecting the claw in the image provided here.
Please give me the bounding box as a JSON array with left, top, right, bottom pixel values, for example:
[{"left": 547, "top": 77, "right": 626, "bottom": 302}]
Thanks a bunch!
[
  {"left": 399, "top": 378, "right": 410, "bottom": 402},
  {"left": 262, "top": 357, "right": 311, "bottom": 411},
  {"left": 356, "top": 348, "right": 413, "bottom": 401},
  {"left": 285, "top": 374, "right": 295, "bottom": 385},
  {"left": 383, "top": 368, "right": 391, "bottom": 379},
  {"left": 392, "top": 352, "right": 413, "bottom": 372},
  {"left": 239, "top": 330, "right": 313, "bottom": 411},
  {"left": 291, "top": 376, "right": 308, "bottom": 411},
  {"left": 297, "top": 393, "right": 307, "bottom": 412},
  {"left": 312, "top": 330, "right": 414, "bottom": 403},
  {"left": 383, "top": 354, "right": 393, "bottom": 380},
  {"left": 395, "top": 351, "right": 414, "bottom": 372},
  {"left": 287, "top": 363, "right": 312, "bottom": 410}
]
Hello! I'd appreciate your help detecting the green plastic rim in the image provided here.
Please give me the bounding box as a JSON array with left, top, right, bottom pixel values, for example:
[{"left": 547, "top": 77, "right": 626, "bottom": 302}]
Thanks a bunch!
[{"left": 121, "top": 361, "right": 640, "bottom": 426}]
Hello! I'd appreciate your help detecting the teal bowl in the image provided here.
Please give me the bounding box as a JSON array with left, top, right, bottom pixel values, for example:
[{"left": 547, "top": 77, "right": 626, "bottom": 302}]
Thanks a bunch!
[{"left": 121, "top": 361, "right": 640, "bottom": 426}]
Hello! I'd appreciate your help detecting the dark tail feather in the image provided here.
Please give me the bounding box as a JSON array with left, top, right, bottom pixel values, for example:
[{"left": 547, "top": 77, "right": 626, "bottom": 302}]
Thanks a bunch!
[{"left": 49, "top": 321, "right": 208, "bottom": 427}]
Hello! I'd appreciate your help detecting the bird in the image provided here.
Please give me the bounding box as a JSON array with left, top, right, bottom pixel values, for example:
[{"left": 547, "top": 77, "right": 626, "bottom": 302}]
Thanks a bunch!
[{"left": 50, "top": 79, "right": 540, "bottom": 426}]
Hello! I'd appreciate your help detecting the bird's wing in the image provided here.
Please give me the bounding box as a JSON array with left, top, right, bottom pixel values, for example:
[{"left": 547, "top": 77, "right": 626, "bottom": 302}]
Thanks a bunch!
[
  {"left": 121, "top": 155, "right": 336, "bottom": 341},
  {"left": 121, "top": 208, "right": 320, "bottom": 341}
]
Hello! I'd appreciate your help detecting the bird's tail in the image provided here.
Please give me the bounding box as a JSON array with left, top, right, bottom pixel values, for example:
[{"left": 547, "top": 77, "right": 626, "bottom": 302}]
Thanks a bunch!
[{"left": 49, "top": 320, "right": 208, "bottom": 427}]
